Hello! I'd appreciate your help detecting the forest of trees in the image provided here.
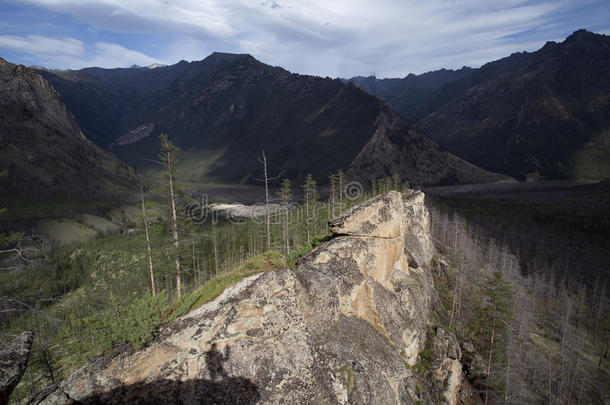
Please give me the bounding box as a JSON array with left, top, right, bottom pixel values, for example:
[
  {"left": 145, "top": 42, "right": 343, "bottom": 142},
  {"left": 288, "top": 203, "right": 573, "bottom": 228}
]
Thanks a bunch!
[
  {"left": 1, "top": 136, "right": 607, "bottom": 404},
  {"left": 428, "top": 203, "right": 609, "bottom": 404}
]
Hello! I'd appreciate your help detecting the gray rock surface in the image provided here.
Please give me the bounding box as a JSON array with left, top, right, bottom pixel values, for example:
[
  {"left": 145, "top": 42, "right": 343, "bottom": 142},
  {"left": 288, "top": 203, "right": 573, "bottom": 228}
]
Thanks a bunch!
[
  {"left": 35, "top": 191, "right": 463, "bottom": 404},
  {"left": 429, "top": 328, "right": 463, "bottom": 405},
  {"left": 0, "top": 331, "right": 34, "bottom": 405}
]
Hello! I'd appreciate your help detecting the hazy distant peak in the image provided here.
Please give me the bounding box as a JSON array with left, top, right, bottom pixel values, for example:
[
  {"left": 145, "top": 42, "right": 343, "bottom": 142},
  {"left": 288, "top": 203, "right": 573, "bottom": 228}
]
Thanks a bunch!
[{"left": 130, "top": 63, "right": 167, "bottom": 69}]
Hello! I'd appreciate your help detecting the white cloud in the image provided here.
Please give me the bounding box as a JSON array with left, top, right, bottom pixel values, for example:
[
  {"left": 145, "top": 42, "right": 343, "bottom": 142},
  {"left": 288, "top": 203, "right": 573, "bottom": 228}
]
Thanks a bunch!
[
  {"left": 12, "top": 0, "right": 610, "bottom": 76},
  {"left": 88, "top": 42, "right": 158, "bottom": 67},
  {"left": 0, "top": 35, "right": 84, "bottom": 66},
  {"left": 0, "top": 34, "right": 160, "bottom": 68}
]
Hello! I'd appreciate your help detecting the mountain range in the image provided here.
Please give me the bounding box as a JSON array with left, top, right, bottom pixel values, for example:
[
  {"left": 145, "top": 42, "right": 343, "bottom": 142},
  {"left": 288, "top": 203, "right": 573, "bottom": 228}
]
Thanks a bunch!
[
  {"left": 34, "top": 53, "right": 506, "bottom": 186},
  {"left": 0, "top": 58, "right": 134, "bottom": 200},
  {"left": 3, "top": 28, "right": 607, "bottom": 198},
  {"left": 346, "top": 30, "right": 610, "bottom": 181}
]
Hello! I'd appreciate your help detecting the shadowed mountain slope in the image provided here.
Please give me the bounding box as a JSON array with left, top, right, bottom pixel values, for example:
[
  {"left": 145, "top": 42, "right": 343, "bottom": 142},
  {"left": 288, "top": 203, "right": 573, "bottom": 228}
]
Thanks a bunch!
[
  {"left": 344, "top": 67, "right": 475, "bottom": 122},
  {"left": 0, "top": 58, "right": 135, "bottom": 200},
  {"left": 348, "top": 30, "right": 610, "bottom": 181},
  {"left": 37, "top": 53, "right": 508, "bottom": 186}
]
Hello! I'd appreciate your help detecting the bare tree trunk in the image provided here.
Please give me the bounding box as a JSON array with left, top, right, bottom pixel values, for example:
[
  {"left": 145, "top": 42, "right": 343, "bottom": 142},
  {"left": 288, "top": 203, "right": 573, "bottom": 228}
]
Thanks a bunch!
[
  {"left": 449, "top": 263, "right": 460, "bottom": 330},
  {"left": 192, "top": 239, "right": 197, "bottom": 286},
  {"left": 485, "top": 311, "right": 497, "bottom": 405},
  {"left": 330, "top": 174, "right": 335, "bottom": 219},
  {"left": 167, "top": 150, "right": 181, "bottom": 298},
  {"left": 284, "top": 192, "right": 290, "bottom": 254},
  {"left": 567, "top": 356, "right": 578, "bottom": 403},
  {"left": 338, "top": 171, "right": 344, "bottom": 211},
  {"left": 594, "top": 282, "right": 605, "bottom": 344},
  {"left": 560, "top": 299, "right": 572, "bottom": 377},
  {"left": 548, "top": 352, "right": 553, "bottom": 405},
  {"left": 449, "top": 218, "right": 460, "bottom": 329},
  {"left": 514, "top": 294, "right": 527, "bottom": 374},
  {"left": 504, "top": 355, "right": 511, "bottom": 405},
  {"left": 305, "top": 183, "right": 310, "bottom": 244},
  {"left": 140, "top": 182, "right": 155, "bottom": 296},
  {"left": 213, "top": 225, "right": 219, "bottom": 276},
  {"left": 262, "top": 150, "right": 271, "bottom": 250}
]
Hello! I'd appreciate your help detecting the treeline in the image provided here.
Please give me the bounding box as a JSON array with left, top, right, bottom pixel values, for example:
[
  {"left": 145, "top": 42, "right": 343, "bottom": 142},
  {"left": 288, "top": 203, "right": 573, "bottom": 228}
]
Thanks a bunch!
[{"left": 428, "top": 203, "right": 609, "bottom": 404}]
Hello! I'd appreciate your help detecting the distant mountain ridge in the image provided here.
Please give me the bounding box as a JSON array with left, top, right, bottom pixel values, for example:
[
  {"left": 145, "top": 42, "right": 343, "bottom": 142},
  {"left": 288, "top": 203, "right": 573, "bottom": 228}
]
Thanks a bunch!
[
  {"left": 347, "top": 30, "right": 610, "bottom": 181},
  {"left": 35, "top": 53, "right": 508, "bottom": 186},
  {"left": 343, "top": 67, "right": 475, "bottom": 122},
  {"left": 0, "top": 58, "right": 135, "bottom": 199}
]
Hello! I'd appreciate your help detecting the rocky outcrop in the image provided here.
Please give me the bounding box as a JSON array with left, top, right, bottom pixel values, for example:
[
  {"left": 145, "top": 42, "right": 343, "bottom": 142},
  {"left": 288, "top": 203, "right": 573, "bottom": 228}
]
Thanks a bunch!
[
  {"left": 429, "top": 328, "right": 463, "bottom": 405},
  {"left": 0, "top": 331, "right": 34, "bottom": 405},
  {"left": 35, "top": 191, "right": 464, "bottom": 404}
]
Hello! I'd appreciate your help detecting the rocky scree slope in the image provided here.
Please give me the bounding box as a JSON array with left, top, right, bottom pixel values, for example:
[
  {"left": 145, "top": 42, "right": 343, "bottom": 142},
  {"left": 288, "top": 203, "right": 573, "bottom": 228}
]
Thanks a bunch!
[
  {"left": 36, "top": 54, "right": 507, "bottom": 186},
  {"left": 33, "top": 191, "right": 466, "bottom": 404},
  {"left": 0, "top": 58, "right": 134, "bottom": 199}
]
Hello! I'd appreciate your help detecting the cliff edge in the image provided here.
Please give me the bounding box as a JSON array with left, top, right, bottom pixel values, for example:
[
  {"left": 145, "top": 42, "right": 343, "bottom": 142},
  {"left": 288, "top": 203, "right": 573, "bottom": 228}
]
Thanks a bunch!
[{"left": 34, "top": 191, "right": 465, "bottom": 404}]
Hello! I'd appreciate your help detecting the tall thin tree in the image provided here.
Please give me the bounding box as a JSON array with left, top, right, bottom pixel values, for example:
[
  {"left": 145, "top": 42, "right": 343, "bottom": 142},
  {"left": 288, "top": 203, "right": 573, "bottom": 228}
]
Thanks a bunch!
[
  {"left": 262, "top": 150, "right": 271, "bottom": 250},
  {"left": 160, "top": 133, "right": 182, "bottom": 299},
  {"left": 280, "top": 179, "right": 292, "bottom": 254},
  {"left": 336, "top": 170, "right": 344, "bottom": 212},
  {"left": 140, "top": 181, "right": 155, "bottom": 296}
]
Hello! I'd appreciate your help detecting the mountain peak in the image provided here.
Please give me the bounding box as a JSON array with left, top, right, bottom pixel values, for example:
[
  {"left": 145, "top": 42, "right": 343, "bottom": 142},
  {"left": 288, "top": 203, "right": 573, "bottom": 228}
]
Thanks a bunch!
[
  {"left": 564, "top": 29, "right": 603, "bottom": 43},
  {"left": 205, "top": 52, "right": 256, "bottom": 62}
]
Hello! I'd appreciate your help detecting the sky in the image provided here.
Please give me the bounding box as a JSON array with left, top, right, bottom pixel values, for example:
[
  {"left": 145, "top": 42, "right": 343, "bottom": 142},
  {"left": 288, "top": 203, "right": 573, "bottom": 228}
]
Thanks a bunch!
[{"left": 1, "top": 0, "right": 609, "bottom": 78}]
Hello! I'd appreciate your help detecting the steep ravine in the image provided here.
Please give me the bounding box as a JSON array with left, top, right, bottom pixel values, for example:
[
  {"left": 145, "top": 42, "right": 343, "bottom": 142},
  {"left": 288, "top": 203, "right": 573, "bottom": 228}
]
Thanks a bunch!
[{"left": 33, "top": 191, "right": 467, "bottom": 404}]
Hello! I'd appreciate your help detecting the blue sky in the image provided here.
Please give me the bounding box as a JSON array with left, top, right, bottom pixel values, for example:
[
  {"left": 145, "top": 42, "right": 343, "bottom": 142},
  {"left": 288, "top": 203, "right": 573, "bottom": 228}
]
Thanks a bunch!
[{"left": 1, "top": 0, "right": 609, "bottom": 78}]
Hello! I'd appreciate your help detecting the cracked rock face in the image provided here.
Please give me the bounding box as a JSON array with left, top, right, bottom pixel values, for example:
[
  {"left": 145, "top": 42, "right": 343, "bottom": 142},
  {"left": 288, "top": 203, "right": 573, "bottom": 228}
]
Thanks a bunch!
[
  {"left": 35, "top": 191, "right": 457, "bottom": 404},
  {"left": 0, "top": 331, "right": 34, "bottom": 405},
  {"left": 429, "top": 328, "right": 463, "bottom": 405}
]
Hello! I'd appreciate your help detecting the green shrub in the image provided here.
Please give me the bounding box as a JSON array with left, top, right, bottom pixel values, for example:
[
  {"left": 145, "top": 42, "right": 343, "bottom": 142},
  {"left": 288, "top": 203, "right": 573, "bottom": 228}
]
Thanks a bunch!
[
  {"left": 169, "top": 251, "right": 285, "bottom": 321},
  {"left": 286, "top": 233, "right": 332, "bottom": 268},
  {"left": 60, "top": 291, "right": 169, "bottom": 364}
]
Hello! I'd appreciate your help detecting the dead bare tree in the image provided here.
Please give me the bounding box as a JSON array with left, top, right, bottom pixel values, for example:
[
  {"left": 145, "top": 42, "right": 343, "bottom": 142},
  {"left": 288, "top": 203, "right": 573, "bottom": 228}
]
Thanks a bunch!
[
  {"left": 140, "top": 181, "right": 156, "bottom": 296},
  {"left": 280, "top": 179, "right": 292, "bottom": 255},
  {"left": 256, "top": 150, "right": 279, "bottom": 251},
  {"left": 160, "top": 133, "right": 182, "bottom": 299}
]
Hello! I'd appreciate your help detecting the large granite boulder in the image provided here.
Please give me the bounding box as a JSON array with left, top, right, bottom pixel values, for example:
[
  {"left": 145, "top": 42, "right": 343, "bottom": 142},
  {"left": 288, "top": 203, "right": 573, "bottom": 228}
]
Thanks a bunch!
[{"left": 35, "top": 191, "right": 460, "bottom": 404}]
